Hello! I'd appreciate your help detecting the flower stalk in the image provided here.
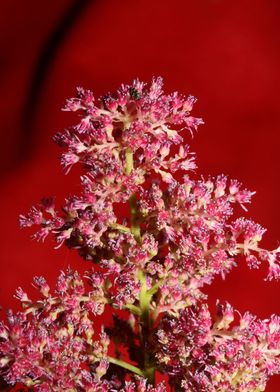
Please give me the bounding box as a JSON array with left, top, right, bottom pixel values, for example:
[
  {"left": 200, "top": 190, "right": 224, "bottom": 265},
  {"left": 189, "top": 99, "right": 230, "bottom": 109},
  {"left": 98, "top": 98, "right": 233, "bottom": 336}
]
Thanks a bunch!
[
  {"left": 130, "top": 193, "right": 141, "bottom": 242},
  {"left": 125, "top": 147, "right": 134, "bottom": 176},
  {"left": 138, "top": 270, "right": 155, "bottom": 385},
  {"left": 107, "top": 356, "right": 144, "bottom": 377}
]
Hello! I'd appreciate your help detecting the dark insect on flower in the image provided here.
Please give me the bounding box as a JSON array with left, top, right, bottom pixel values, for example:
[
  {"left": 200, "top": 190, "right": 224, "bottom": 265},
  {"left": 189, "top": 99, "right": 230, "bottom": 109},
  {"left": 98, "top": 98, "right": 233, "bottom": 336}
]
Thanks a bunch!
[{"left": 129, "top": 87, "right": 141, "bottom": 100}]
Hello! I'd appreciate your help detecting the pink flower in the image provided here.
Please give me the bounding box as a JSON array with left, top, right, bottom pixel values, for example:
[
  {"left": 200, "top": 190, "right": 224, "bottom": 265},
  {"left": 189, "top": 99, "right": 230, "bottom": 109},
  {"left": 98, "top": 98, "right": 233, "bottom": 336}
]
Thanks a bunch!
[
  {"left": 3, "top": 77, "right": 280, "bottom": 390},
  {"left": 155, "top": 303, "right": 280, "bottom": 391},
  {"left": 0, "top": 269, "right": 111, "bottom": 390}
]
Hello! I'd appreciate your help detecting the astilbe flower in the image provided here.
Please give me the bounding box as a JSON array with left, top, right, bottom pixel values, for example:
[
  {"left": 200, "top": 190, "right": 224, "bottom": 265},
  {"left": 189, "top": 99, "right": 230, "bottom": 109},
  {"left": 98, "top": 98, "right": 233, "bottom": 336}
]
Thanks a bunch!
[
  {"left": 2, "top": 77, "right": 280, "bottom": 391},
  {"left": 156, "top": 303, "right": 280, "bottom": 391},
  {"left": 0, "top": 269, "right": 166, "bottom": 391},
  {"left": 0, "top": 269, "right": 111, "bottom": 391}
]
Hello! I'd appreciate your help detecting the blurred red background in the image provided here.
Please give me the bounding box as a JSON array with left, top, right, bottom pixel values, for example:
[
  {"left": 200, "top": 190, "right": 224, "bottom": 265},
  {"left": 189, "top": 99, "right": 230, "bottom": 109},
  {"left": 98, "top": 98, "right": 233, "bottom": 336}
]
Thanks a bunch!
[{"left": 0, "top": 0, "right": 280, "bottom": 390}]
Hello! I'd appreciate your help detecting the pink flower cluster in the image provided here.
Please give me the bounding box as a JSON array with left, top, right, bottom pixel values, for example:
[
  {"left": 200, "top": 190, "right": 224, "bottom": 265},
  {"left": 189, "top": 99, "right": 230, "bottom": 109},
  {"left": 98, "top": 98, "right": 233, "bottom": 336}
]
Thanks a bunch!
[
  {"left": 156, "top": 303, "right": 280, "bottom": 391},
  {"left": 20, "top": 77, "right": 200, "bottom": 253},
  {"left": 0, "top": 269, "right": 165, "bottom": 391},
  {"left": 0, "top": 269, "right": 110, "bottom": 390},
  {"left": 1, "top": 78, "right": 280, "bottom": 391}
]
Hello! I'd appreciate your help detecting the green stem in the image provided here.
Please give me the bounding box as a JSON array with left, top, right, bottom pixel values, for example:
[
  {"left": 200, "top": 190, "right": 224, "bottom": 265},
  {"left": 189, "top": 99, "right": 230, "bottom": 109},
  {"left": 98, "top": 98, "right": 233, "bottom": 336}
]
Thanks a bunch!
[
  {"left": 129, "top": 194, "right": 141, "bottom": 242},
  {"left": 147, "top": 279, "right": 163, "bottom": 296},
  {"left": 108, "top": 356, "right": 145, "bottom": 377},
  {"left": 125, "top": 303, "right": 141, "bottom": 316},
  {"left": 144, "top": 366, "right": 155, "bottom": 385},
  {"left": 111, "top": 223, "right": 131, "bottom": 233},
  {"left": 138, "top": 271, "right": 152, "bottom": 324},
  {"left": 138, "top": 271, "right": 155, "bottom": 385},
  {"left": 125, "top": 147, "right": 141, "bottom": 242},
  {"left": 125, "top": 147, "right": 134, "bottom": 176}
]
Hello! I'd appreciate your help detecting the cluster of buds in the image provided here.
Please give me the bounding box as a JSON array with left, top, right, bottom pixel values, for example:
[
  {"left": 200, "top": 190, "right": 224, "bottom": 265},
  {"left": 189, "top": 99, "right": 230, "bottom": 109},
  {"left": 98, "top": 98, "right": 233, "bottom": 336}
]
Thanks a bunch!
[{"left": 1, "top": 78, "right": 280, "bottom": 391}]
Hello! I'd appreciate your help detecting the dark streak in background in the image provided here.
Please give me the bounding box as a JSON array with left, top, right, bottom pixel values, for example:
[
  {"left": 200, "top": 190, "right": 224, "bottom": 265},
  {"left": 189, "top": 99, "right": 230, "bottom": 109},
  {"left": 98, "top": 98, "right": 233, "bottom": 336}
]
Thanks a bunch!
[{"left": 19, "top": 0, "right": 91, "bottom": 163}]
